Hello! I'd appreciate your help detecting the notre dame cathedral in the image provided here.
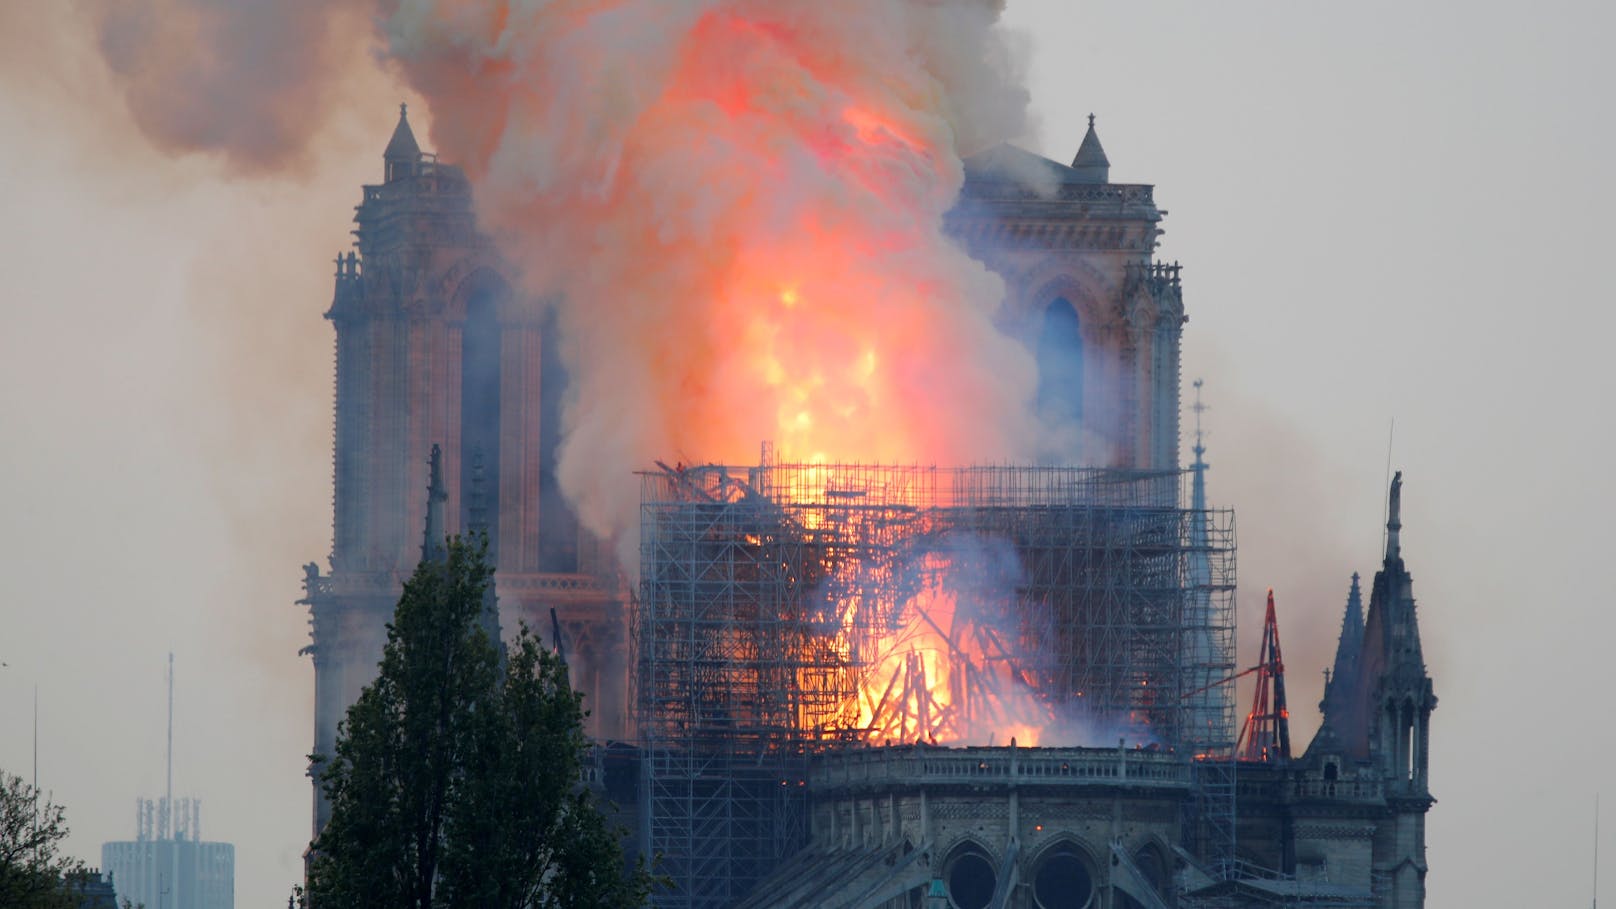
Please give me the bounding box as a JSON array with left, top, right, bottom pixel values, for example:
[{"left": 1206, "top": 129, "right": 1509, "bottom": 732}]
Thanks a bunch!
[{"left": 298, "top": 106, "right": 1435, "bottom": 908}]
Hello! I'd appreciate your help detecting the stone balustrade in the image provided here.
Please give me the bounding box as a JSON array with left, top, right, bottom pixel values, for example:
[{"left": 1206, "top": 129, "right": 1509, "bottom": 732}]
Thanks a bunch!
[{"left": 810, "top": 745, "right": 1193, "bottom": 793}]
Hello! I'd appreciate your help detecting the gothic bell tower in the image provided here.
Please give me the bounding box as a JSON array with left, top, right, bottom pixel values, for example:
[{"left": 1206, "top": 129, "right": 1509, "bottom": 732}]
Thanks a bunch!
[
  {"left": 948, "top": 116, "right": 1186, "bottom": 469},
  {"left": 298, "top": 106, "right": 626, "bottom": 835}
]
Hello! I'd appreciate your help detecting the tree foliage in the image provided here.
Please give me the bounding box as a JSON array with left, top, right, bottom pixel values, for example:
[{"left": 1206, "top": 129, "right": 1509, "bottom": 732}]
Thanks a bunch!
[
  {"left": 0, "top": 771, "right": 85, "bottom": 909},
  {"left": 308, "top": 536, "right": 649, "bottom": 909}
]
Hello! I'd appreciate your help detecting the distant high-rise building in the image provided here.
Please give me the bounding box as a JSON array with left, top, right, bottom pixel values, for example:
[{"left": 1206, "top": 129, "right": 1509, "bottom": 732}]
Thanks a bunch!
[
  {"left": 102, "top": 798, "right": 234, "bottom": 909},
  {"left": 104, "top": 656, "right": 233, "bottom": 909}
]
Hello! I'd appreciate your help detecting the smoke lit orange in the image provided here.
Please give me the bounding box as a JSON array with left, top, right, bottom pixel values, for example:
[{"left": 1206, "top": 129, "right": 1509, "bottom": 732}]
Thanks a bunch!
[{"left": 386, "top": 0, "right": 1038, "bottom": 551}]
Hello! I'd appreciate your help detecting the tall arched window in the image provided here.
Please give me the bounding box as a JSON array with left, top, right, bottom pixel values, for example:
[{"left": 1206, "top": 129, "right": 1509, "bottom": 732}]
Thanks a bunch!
[
  {"left": 461, "top": 285, "right": 502, "bottom": 555},
  {"left": 538, "top": 310, "right": 579, "bottom": 572},
  {"left": 1037, "top": 297, "right": 1085, "bottom": 427}
]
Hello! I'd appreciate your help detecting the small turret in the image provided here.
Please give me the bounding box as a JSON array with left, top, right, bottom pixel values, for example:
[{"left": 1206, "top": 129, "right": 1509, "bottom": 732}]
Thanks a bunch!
[
  {"left": 1070, "top": 113, "right": 1110, "bottom": 183},
  {"left": 384, "top": 102, "right": 421, "bottom": 182}
]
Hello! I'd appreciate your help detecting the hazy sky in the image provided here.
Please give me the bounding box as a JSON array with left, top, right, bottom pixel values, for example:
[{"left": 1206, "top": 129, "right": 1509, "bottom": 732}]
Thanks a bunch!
[{"left": 0, "top": 3, "right": 1611, "bottom": 908}]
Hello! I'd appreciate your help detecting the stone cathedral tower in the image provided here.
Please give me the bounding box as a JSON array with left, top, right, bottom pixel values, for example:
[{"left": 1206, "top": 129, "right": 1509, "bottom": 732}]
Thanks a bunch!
[
  {"left": 950, "top": 115, "right": 1185, "bottom": 469},
  {"left": 298, "top": 107, "right": 624, "bottom": 834}
]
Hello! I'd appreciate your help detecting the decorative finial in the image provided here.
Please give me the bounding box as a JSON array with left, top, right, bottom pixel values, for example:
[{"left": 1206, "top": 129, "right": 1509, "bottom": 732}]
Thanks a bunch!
[
  {"left": 400, "top": 101, "right": 408, "bottom": 119},
  {"left": 1087, "top": 112, "right": 1096, "bottom": 129}
]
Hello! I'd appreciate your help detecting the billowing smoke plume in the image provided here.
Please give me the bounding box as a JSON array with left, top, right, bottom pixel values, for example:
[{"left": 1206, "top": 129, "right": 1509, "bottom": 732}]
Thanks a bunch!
[
  {"left": 378, "top": 1, "right": 1041, "bottom": 553},
  {"left": 84, "top": 0, "right": 375, "bottom": 173},
  {"left": 83, "top": 0, "right": 1043, "bottom": 559}
]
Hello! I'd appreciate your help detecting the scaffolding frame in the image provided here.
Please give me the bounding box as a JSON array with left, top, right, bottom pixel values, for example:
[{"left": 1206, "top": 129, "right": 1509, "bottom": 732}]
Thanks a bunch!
[{"left": 634, "top": 462, "right": 1236, "bottom": 909}]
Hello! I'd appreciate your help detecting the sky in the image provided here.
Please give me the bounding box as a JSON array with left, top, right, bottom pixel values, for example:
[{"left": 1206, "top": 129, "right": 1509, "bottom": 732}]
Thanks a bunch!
[{"left": 0, "top": 2, "right": 1611, "bottom": 908}]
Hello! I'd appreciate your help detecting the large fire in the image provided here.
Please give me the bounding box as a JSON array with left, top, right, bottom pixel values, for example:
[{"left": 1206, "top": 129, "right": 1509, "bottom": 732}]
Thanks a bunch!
[
  {"left": 855, "top": 552, "right": 1057, "bottom": 747},
  {"left": 384, "top": 0, "right": 1040, "bottom": 550},
  {"left": 385, "top": 3, "right": 1082, "bottom": 747},
  {"left": 81, "top": 0, "right": 1204, "bottom": 755}
]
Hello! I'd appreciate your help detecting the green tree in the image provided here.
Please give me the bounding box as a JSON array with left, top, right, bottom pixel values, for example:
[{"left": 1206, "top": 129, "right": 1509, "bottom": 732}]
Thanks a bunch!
[
  {"left": 0, "top": 771, "right": 84, "bottom": 909},
  {"left": 308, "top": 536, "right": 649, "bottom": 909}
]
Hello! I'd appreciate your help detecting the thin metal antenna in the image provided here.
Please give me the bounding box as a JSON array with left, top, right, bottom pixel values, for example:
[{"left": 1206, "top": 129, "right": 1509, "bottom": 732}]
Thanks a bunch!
[
  {"left": 32, "top": 686, "right": 38, "bottom": 862},
  {"left": 165, "top": 653, "right": 174, "bottom": 839},
  {"left": 1595, "top": 792, "right": 1600, "bottom": 909},
  {"left": 1379, "top": 419, "right": 1396, "bottom": 554}
]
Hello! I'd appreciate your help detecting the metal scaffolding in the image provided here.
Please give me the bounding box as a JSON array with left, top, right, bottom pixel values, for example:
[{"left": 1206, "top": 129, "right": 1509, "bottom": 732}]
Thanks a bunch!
[{"left": 634, "top": 462, "right": 1236, "bottom": 909}]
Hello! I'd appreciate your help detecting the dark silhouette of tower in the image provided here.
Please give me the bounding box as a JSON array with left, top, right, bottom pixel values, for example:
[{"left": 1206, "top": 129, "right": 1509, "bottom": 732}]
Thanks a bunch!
[
  {"left": 1308, "top": 472, "right": 1437, "bottom": 908},
  {"left": 298, "top": 105, "right": 624, "bottom": 835}
]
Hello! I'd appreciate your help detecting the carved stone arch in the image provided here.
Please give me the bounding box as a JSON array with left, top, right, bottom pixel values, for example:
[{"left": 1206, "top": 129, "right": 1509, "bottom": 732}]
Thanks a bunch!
[
  {"left": 1028, "top": 271, "right": 1109, "bottom": 339},
  {"left": 441, "top": 261, "right": 520, "bottom": 324},
  {"left": 938, "top": 833, "right": 999, "bottom": 867},
  {"left": 1026, "top": 836, "right": 1101, "bottom": 909},
  {"left": 1025, "top": 834, "right": 1103, "bottom": 877},
  {"left": 1128, "top": 836, "right": 1174, "bottom": 902},
  {"left": 939, "top": 836, "right": 1001, "bottom": 909}
]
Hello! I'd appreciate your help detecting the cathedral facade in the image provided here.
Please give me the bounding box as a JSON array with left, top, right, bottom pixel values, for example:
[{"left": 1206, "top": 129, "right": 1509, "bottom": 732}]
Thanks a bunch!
[{"left": 297, "top": 108, "right": 1434, "bottom": 907}]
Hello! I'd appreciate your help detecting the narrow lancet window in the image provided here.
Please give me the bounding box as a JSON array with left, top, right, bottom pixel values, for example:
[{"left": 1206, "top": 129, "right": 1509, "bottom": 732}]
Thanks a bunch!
[
  {"left": 461, "top": 288, "right": 502, "bottom": 555},
  {"left": 1036, "top": 297, "right": 1085, "bottom": 428}
]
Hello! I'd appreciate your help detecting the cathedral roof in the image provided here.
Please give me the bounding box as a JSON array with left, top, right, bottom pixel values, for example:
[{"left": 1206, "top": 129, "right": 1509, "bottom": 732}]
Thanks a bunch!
[
  {"left": 963, "top": 142, "right": 1095, "bottom": 186},
  {"left": 961, "top": 118, "right": 1120, "bottom": 191},
  {"left": 385, "top": 103, "right": 421, "bottom": 161}
]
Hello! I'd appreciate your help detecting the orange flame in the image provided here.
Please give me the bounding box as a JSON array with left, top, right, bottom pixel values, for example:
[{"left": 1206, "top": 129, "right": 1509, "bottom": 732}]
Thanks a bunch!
[
  {"left": 852, "top": 552, "right": 1055, "bottom": 746},
  {"left": 385, "top": 2, "right": 1057, "bottom": 745},
  {"left": 386, "top": 1, "right": 1038, "bottom": 547}
]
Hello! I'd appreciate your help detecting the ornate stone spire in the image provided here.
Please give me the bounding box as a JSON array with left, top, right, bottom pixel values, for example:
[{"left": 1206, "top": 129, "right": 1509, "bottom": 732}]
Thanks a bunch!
[
  {"left": 1371, "top": 471, "right": 1423, "bottom": 676},
  {"left": 1319, "top": 573, "right": 1365, "bottom": 720},
  {"left": 421, "top": 444, "right": 448, "bottom": 563},
  {"left": 1341, "top": 572, "right": 1365, "bottom": 657},
  {"left": 1070, "top": 113, "right": 1111, "bottom": 183}
]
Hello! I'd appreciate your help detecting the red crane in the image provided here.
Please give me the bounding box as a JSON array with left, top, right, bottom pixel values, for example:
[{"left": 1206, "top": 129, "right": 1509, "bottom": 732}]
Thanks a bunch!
[{"left": 1236, "top": 589, "right": 1291, "bottom": 763}]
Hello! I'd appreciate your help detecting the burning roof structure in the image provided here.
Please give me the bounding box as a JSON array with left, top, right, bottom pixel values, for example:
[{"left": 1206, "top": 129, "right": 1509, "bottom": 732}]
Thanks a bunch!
[{"left": 633, "top": 459, "right": 1235, "bottom": 907}]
